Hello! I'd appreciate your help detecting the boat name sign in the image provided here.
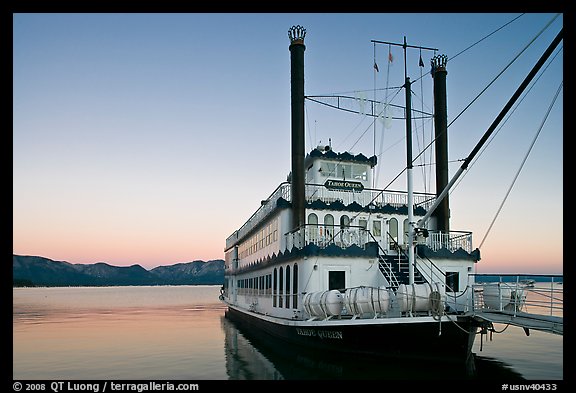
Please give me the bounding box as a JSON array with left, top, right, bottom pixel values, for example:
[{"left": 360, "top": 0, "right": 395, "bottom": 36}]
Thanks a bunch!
[
  {"left": 296, "top": 327, "right": 343, "bottom": 339},
  {"left": 324, "top": 179, "right": 364, "bottom": 192}
]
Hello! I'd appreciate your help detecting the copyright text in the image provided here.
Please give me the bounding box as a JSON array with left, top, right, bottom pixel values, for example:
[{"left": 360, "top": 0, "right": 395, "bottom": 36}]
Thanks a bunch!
[{"left": 12, "top": 382, "right": 200, "bottom": 393}]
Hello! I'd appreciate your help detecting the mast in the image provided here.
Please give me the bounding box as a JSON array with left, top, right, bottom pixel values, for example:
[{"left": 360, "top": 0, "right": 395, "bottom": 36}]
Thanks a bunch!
[
  {"left": 288, "top": 26, "right": 306, "bottom": 232},
  {"left": 372, "top": 37, "right": 437, "bottom": 285},
  {"left": 405, "top": 75, "right": 415, "bottom": 285}
]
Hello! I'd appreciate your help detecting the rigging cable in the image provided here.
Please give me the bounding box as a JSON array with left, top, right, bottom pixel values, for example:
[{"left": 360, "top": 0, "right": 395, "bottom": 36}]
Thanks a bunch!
[
  {"left": 412, "top": 13, "right": 526, "bottom": 85},
  {"left": 477, "top": 80, "right": 562, "bottom": 250},
  {"left": 451, "top": 44, "right": 562, "bottom": 203},
  {"left": 373, "top": 13, "right": 543, "bottom": 183},
  {"left": 450, "top": 14, "right": 526, "bottom": 62},
  {"left": 418, "top": 47, "right": 430, "bottom": 195},
  {"left": 338, "top": 26, "right": 561, "bottom": 234},
  {"left": 405, "top": 16, "right": 561, "bottom": 192},
  {"left": 347, "top": 86, "right": 403, "bottom": 153},
  {"left": 373, "top": 42, "right": 377, "bottom": 188},
  {"left": 370, "top": 14, "right": 547, "bottom": 193},
  {"left": 374, "top": 44, "right": 395, "bottom": 188},
  {"left": 304, "top": 100, "right": 314, "bottom": 151},
  {"left": 447, "top": 13, "right": 561, "bottom": 129}
]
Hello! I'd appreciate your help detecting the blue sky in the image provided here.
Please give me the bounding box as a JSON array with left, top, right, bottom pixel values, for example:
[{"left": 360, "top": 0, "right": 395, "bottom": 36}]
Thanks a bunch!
[{"left": 13, "top": 13, "right": 563, "bottom": 273}]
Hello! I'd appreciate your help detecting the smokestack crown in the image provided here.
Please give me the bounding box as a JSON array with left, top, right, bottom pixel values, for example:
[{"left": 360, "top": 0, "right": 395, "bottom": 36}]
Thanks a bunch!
[
  {"left": 431, "top": 54, "right": 448, "bottom": 75},
  {"left": 288, "top": 25, "right": 306, "bottom": 46}
]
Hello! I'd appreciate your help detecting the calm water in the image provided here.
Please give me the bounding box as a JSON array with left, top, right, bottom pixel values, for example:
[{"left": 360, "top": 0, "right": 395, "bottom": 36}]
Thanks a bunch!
[{"left": 13, "top": 285, "right": 563, "bottom": 381}]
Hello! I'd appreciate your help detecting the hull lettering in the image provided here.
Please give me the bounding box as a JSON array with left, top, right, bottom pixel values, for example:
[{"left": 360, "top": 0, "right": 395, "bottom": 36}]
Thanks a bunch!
[{"left": 296, "top": 328, "right": 343, "bottom": 339}]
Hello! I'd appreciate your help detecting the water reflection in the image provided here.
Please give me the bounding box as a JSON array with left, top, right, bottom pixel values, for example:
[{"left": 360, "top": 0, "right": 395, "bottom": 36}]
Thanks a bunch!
[
  {"left": 221, "top": 314, "right": 525, "bottom": 380},
  {"left": 14, "top": 286, "right": 555, "bottom": 380}
]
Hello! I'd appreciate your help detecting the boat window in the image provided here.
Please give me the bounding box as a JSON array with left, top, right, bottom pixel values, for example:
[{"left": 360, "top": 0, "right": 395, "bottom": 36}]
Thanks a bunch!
[
  {"left": 373, "top": 220, "right": 381, "bottom": 237},
  {"left": 388, "top": 218, "right": 398, "bottom": 248},
  {"left": 320, "top": 162, "right": 336, "bottom": 177},
  {"left": 273, "top": 268, "right": 277, "bottom": 307},
  {"left": 339, "top": 215, "right": 351, "bottom": 246},
  {"left": 293, "top": 264, "right": 298, "bottom": 308},
  {"left": 359, "top": 219, "right": 368, "bottom": 244},
  {"left": 259, "top": 276, "right": 264, "bottom": 296},
  {"left": 279, "top": 267, "right": 284, "bottom": 308},
  {"left": 324, "top": 214, "right": 335, "bottom": 242},
  {"left": 352, "top": 164, "right": 368, "bottom": 181},
  {"left": 308, "top": 213, "right": 318, "bottom": 225},
  {"left": 341, "top": 164, "right": 352, "bottom": 180},
  {"left": 308, "top": 213, "right": 319, "bottom": 245},
  {"left": 285, "top": 265, "right": 291, "bottom": 308},
  {"left": 446, "top": 272, "right": 459, "bottom": 293},
  {"left": 329, "top": 271, "right": 345, "bottom": 291}
]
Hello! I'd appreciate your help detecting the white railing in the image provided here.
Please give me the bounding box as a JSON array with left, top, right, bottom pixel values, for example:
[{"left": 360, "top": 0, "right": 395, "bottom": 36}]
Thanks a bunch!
[
  {"left": 226, "top": 183, "right": 291, "bottom": 249},
  {"left": 425, "top": 230, "right": 473, "bottom": 253},
  {"left": 305, "top": 183, "right": 435, "bottom": 210},
  {"left": 285, "top": 224, "right": 373, "bottom": 251},
  {"left": 471, "top": 275, "right": 563, "bottom": 318},
  {"left": 226, "top": 182, "right": 436, "bottom": 250}
]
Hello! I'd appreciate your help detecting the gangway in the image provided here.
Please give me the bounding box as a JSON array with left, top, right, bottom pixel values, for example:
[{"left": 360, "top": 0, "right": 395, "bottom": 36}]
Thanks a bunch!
[{"left": 467, "top": 274, "right": 563, "bottom": 336}]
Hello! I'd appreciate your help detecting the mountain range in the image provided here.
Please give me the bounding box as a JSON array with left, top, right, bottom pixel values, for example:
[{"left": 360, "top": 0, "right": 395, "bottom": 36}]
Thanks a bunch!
[{"left": 12, "top": 254, "right": 225, "bottom": 287}]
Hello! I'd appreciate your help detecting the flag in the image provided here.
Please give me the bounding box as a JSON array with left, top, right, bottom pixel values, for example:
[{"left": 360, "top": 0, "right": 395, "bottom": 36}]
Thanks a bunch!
[
  {"left": 388, "top": 51, "right": 393, "bottom": 63},
  {"left": 374, "top": 62, "right": 379, "bottom": 72},
  {"left": 419, "top": 55, "right": 424, "bottom": 67}
]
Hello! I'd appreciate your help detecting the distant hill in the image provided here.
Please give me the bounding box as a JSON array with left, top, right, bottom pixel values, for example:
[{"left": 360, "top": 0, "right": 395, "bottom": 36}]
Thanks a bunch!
[{"left": 12, "top": 255, "right": 225, "bottom": 287}]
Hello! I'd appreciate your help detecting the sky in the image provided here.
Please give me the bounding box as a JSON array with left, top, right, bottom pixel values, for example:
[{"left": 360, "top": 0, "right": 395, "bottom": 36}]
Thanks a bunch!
[{"left": 13, "top": 12, "right": 563, "bottom": 274}]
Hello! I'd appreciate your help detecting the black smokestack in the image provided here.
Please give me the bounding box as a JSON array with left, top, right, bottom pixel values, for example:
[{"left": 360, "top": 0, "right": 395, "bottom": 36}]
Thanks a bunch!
[
  {"left": 288, "top": 25, "right": 306, "bottom": 231},
  {"left": 432, "top": 54, "right": 450, "bottom": 232}
]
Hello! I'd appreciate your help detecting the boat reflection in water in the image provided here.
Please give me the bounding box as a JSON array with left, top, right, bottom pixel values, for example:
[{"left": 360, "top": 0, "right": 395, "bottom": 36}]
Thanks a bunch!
[{"left": 221, "top": 314, "right": 524, "bottom": 380}]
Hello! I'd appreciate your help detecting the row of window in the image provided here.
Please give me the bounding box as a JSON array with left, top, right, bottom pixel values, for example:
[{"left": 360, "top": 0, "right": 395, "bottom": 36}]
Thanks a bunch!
[
  {"left": 308, "top": 213, "right": 412, "bottom": 241},
  {"left": 237, "top": 263, "right": 299, "bottom": 310},
  {"left": 317, "top": 162, "right": 368, "bottom": 181},
  {"left": 238, "top": 218, "right": 279, "bottom": 259},
  {"left": 273, "top": 264, "right": 298, "bottom": 309},
  {"left": 237, "top": 274, "right": 273, "bottom": 296}
]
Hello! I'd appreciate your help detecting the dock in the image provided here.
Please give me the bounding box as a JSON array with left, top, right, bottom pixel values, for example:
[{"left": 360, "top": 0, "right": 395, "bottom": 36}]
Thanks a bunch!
[{"left": 467, "top": 274, "right": 563, "bottom": 336}]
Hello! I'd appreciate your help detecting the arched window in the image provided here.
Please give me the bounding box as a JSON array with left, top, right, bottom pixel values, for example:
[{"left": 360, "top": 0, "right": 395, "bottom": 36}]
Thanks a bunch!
[
  {"left": 389, "top": 218, "right": 398, "bottom": 249},
  {"left": 308, "top": 213, "right": 318, "bottom": 245},
  {"left": 273, "top": 268, "right": 277, "bottom": 307},
  {"left": 293, "top": 263, "right": 298, "bottom": 308},
  {"left": 259, "top": 276, "right": 264, "bottom": 296},
  {"left": 324, "top": 214, "right": 335, "bottom": 244},
  {"left": 285, "top": 265, "right": 291, "bottom": 309},
  {"left": 279, "top": 266, "right": 284, "bottom": 308},
  {"left": 339, "top": 215, "right": 351, "bottom": 246}
]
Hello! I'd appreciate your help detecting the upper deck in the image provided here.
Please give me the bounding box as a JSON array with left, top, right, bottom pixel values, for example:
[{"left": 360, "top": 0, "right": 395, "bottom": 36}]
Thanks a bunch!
[{"left": 225, "top": 181, "right": 436, "bottom": 251}]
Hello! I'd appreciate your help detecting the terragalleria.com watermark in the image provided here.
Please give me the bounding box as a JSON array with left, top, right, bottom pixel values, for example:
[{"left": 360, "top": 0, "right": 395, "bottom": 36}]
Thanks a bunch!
[{"left": 13, "top": 382, "right": 200, "bottom": 393}]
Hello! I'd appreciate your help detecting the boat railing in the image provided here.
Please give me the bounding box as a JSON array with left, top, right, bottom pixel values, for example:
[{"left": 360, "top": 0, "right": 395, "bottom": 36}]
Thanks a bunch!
[
  {"left": 285, "top": 223, "right": 373, "bottom": 251},
  {"left": 414, "top": 252, "right": 447, "bottom": 287},
  {"left": 304, "top": 183, "right": 435, "bottom": 210},
  {"left": 424, "top": 230, "right": 473, "bottom": 253},
  {"left": 470, "top": 274, "right": 563, "bottom": 318},
  {"left": 226, "top": 182, "right": 291, "bottom": 249},
  {"left": 226, "top": 182, "right": 437, "bottom": 250}
]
